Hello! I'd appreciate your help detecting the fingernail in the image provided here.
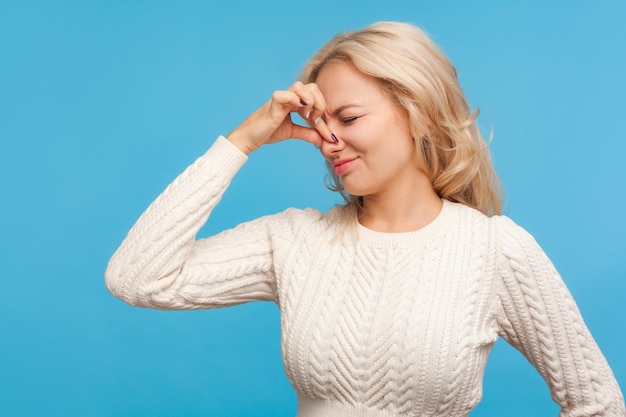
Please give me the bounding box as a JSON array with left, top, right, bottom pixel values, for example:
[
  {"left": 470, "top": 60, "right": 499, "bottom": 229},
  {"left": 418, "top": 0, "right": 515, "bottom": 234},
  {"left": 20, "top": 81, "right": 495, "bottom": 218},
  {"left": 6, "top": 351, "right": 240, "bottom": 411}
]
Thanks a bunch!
[
  {"left": 299, "top": 99, "right": 307, "bottom": 106},
  {"left": 314, "top": 116, "right": 321, "bottom": 124},
  {"left": 305, "top": 110, "right": 311, "bottom": 119},
  {"left": 331, "top": 133, "right": 338, "bottom": 143}
]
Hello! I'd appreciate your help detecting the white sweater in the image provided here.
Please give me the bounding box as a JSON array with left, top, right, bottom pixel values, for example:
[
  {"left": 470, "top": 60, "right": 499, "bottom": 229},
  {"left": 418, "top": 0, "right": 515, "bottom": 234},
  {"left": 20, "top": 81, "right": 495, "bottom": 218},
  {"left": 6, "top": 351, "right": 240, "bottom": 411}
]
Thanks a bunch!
[{"left": 105, "top": 136, "right": 625, "bottom": 417}]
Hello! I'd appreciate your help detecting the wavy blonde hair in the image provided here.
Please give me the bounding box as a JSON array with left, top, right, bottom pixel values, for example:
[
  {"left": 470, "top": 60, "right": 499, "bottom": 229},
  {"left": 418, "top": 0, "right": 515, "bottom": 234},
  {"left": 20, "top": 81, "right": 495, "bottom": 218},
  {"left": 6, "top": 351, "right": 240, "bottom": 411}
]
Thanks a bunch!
[{"left": 301, "top": 21, "right": 502, "bottom": 216}]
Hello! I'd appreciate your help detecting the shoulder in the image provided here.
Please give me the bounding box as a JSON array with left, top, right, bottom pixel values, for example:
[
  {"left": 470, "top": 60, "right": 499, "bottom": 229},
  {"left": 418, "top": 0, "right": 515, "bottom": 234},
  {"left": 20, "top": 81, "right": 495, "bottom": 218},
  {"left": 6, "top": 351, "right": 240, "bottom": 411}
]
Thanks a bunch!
[
  {"left": 272, "top": 205, "right": 337, "bottom": 228},
  {"left": 485, "top": 215, "right": 558, "bottom": 286},
  {"left": 442, "top": 199, "right": 495, "bottom": 233},
  {"left": 286, "top": 204, "right": 349, "bottom": 229},
  {"left": 489, "top": 214, "right": 541, "bottom": 255},
  {"left": 444, "top": 201, "right": 545, "bottom": 261},
  {"left": 442, "top": 199, "right": 539, "bottom": 249},
  {"left": 258, "top": 205, "right": 343, "bottom": 239}
]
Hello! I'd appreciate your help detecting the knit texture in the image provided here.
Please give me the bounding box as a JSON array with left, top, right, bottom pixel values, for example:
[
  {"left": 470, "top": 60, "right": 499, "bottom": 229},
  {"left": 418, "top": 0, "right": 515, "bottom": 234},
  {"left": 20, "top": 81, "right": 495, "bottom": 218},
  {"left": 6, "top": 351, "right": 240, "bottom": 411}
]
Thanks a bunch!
[{"left": 105, "top": 136, "right": 625, "bottom": 417}]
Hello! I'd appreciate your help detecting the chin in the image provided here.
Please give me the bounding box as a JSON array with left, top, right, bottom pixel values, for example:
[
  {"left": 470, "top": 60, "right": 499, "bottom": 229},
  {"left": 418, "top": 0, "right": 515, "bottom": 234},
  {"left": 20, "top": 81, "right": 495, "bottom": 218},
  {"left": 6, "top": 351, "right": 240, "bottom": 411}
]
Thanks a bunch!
[
  {"left": 341, "top": 177, "right": 376, "bottom": 198},
  {"left": 342, "top": 185, "right": 369, "bottom": 198}
]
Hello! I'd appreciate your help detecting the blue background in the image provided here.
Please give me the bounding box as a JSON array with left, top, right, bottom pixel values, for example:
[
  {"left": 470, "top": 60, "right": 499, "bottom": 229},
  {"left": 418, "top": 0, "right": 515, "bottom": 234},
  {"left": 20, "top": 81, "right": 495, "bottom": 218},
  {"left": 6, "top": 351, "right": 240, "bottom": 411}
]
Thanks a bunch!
[{"left": 1, "top": 1, "right": 624, "bottom": 415}]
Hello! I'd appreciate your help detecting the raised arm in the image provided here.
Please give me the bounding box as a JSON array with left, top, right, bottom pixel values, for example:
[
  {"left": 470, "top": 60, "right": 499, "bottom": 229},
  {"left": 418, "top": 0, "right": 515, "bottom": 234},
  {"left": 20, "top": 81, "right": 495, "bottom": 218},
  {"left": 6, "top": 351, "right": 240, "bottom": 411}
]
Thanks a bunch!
[
  {"left": 105, "top": 81, "right": 333, "bottom": 309},
  {"left": 104, "top": 136, "right": 270, "bottom": 308}
]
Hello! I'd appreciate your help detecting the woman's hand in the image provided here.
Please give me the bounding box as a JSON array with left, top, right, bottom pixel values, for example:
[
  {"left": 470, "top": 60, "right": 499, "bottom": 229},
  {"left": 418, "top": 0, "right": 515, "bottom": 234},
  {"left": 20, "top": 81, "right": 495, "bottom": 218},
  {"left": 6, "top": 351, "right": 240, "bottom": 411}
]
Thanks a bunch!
[{"left": 227, "top": 81, "right": 335, "bottom": 154}]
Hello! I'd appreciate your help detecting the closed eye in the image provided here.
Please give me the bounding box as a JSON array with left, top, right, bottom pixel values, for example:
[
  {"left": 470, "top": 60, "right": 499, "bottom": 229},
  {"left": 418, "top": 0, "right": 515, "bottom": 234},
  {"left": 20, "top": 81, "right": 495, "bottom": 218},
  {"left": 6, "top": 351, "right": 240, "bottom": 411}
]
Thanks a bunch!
[{"left": 342, "top": 116, "right": 359, "bottom": 125}]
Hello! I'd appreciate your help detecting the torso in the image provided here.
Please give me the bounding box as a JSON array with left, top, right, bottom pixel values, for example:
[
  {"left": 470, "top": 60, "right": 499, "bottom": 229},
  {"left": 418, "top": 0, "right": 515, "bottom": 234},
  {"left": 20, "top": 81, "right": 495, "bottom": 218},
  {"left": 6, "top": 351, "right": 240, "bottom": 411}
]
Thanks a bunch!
[{"left": 274, "top": 200, "right": 501, "bottom": 416}]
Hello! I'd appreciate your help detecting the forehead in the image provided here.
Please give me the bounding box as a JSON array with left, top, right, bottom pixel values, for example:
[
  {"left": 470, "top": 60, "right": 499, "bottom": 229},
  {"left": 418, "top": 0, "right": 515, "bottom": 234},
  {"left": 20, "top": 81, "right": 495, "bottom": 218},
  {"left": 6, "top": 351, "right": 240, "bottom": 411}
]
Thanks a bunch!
[{"left": 315, "top": 62, "right": 386, "bottom": 108}]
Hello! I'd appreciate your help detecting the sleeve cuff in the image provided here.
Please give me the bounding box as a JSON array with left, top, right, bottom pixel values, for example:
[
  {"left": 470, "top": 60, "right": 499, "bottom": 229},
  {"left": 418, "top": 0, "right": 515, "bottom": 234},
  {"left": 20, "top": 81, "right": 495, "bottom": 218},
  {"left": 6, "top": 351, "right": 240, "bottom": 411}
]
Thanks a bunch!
[{"left": 199, "top": 135, "right": 249, "bottom": 179}]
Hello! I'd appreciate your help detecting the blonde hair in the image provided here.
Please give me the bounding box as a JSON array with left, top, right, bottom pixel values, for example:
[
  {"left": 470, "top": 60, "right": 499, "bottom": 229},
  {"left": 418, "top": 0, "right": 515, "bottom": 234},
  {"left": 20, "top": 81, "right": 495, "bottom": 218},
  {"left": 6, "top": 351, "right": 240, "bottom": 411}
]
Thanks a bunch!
[{"left": 301, "top": 21, "right": 502, "bottom": 216}]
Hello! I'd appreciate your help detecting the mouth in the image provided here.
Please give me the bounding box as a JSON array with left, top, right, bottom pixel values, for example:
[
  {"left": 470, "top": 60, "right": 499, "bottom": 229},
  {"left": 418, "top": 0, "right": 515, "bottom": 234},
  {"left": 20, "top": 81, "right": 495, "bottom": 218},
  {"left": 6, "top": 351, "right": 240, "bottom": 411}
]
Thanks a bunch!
[{"left": 332, "top": 157, "right": 358, "bottom": 176}]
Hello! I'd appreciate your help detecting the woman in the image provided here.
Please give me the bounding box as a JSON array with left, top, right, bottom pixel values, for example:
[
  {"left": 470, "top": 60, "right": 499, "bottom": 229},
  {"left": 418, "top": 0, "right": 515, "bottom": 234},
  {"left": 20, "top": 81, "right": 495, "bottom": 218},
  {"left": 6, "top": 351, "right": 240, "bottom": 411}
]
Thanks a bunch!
[{"left": 105, "top": 22, "right": 625, "bottom": 416}]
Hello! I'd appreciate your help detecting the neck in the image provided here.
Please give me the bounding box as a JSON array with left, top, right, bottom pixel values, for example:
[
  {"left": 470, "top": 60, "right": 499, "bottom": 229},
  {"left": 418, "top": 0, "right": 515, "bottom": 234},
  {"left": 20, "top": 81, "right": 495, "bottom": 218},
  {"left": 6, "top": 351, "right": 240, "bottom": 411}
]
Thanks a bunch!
[{"left": 358, "top": 182, "right": 442, "bottom": 233}]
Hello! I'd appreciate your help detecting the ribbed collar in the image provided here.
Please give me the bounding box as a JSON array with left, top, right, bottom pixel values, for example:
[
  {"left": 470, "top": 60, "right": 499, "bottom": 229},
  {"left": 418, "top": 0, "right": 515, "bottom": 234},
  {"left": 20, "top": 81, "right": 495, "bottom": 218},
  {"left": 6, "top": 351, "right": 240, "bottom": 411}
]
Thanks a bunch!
[{"left": 355, "top": 199, "right": 458, "bottom": 247}]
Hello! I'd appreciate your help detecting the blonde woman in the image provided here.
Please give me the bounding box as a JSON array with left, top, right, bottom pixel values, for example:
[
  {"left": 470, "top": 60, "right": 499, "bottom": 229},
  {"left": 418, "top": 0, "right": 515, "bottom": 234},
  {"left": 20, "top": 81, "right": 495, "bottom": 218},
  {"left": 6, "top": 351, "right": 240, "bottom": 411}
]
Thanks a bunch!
[{"left": 105, "top": 22, "right": 625, "bottom": 417}]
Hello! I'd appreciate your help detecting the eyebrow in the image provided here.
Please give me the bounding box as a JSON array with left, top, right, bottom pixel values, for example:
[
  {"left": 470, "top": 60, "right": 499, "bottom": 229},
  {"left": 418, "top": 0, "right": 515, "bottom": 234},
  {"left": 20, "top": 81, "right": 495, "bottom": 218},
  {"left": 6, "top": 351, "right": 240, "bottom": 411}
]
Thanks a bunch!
[{"left": 330, "top": 104, "right": 363, "bottom": 117}]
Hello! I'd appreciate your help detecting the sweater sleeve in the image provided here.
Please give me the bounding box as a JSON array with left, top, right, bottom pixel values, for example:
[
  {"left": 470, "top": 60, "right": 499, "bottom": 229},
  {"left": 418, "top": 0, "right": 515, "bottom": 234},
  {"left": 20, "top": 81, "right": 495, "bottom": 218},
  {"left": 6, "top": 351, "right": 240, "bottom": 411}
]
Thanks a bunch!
[
  {"left": 495, "top": 216, "right": 625, "bottom": 417},
  {"left": 105, "top": 136, "right": 294, "bottom": 309}
]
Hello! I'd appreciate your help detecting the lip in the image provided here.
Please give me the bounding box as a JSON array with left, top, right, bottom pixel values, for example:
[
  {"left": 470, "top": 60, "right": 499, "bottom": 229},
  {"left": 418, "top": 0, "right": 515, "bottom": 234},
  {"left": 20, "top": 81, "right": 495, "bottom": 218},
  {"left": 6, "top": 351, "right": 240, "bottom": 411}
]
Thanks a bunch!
[{"left": 332, "top": 157, "right": 358, "bottom": 176}]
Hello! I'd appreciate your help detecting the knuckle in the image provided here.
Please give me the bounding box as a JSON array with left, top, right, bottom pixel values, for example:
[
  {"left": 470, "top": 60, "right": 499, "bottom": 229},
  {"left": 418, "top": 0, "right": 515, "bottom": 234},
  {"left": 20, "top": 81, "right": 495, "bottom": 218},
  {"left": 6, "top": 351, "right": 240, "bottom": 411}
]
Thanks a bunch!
[{"left": 308, "top": 82, "right": 321, "bottom": 93}]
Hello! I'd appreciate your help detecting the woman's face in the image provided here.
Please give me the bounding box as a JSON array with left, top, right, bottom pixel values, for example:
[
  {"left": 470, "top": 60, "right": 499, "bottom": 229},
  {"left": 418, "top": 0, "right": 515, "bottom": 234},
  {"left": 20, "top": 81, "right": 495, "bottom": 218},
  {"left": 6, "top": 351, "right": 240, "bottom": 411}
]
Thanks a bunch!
[{"left": 316, "top": 62, "right": 426, "bottom": 198}]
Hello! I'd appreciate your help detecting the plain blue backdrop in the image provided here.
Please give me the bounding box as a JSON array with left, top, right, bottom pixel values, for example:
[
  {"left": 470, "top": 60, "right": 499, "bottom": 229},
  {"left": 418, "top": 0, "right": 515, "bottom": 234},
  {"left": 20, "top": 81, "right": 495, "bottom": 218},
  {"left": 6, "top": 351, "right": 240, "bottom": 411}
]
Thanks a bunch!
[{"left": 1, "top": 1, "right": 624, "bottom": 416}]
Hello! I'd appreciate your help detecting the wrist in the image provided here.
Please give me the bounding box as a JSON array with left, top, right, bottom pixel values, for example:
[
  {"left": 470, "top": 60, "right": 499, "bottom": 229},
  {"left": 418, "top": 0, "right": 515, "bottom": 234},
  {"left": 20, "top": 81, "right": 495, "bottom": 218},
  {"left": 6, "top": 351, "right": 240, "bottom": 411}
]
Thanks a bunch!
[{"left": 226, "top": 130, "right": 257, "bottom": 155}]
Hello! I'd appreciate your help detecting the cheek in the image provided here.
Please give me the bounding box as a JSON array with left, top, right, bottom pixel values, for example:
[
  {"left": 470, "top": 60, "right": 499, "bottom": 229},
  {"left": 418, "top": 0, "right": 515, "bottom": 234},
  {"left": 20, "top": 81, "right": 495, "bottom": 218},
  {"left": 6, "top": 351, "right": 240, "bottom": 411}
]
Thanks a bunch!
[{"left": 377, "top": 137, "right": 418, "bottom": 170}]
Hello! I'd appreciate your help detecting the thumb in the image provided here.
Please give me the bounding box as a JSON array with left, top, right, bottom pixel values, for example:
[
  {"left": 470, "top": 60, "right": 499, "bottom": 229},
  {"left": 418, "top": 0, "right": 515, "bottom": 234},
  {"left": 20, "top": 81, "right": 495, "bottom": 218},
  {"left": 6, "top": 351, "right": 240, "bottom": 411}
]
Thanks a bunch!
[{"left": 290, "top": 124, "right": 324, "bottom": 146}]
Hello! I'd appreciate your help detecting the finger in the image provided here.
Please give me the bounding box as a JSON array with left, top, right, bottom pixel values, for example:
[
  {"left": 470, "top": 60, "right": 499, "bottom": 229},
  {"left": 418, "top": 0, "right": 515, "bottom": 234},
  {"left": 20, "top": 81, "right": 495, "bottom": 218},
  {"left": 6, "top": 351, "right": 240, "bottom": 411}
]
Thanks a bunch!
[
  {"left": 312, "top": 116, "right": 337, "bottom": 144},
  {"left": 271, "top": 90, "right": 306, "bottom": 109},
  {"left": 275, "top": 84, "right": 336, "bottom": 143},
  {"left": 303, "top": 83, "right": 327, "bottom": 124},
  {"left": 301, "top": 84, "right": 337, "bottom": 143},
  {"left": 289, "top": 82, "right": 316, "bottom": 120},
  {"left": 270, "top": 90, "right": 307, "bottom": 121},
  {"left": 290, "top": 124, "right": 323, "bottom": 146}
]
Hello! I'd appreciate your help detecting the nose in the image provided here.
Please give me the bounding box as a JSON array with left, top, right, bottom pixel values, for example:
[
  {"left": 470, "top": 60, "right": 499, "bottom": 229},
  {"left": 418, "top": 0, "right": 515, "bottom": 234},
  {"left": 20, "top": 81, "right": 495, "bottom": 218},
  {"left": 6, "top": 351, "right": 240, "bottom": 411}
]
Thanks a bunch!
[{"left": 320, "top": 132, "right": 345, "bottom": 158}]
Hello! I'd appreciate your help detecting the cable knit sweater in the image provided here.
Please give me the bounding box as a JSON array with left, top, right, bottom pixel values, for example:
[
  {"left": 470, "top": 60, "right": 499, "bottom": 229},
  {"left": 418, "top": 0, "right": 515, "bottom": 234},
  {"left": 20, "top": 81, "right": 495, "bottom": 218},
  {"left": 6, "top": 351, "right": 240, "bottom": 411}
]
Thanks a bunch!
[{"left": 105, "top": 136, "right": 625, "bottom": 417}]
